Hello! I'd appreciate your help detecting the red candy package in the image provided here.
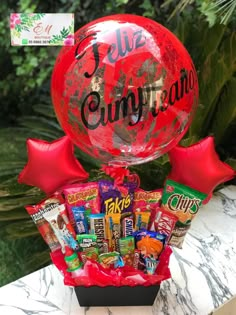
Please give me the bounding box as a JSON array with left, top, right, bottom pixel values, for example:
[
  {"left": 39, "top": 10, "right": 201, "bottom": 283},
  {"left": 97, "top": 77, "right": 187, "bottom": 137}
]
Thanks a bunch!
[
  {"left": 133, "top": 188, "right": 162, "bottom": 212},
  {"left": 25, "top": 192, "right": 64, "bottom": 251},
  {"left": 150, "top": 208, "right": 178, "bottom": 242},
  {"left": 63, "top": 182, "right": 100, "bottom": 225}
]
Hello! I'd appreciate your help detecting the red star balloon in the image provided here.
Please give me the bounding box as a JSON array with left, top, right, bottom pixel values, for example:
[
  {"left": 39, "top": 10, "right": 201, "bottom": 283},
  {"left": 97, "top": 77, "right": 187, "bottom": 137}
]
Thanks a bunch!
[
  {"left": 168, "top": 136, "right": 235, "bottom": 198},
  {"left": 18, "top": 136, "right": 88, "bottom": 195}
]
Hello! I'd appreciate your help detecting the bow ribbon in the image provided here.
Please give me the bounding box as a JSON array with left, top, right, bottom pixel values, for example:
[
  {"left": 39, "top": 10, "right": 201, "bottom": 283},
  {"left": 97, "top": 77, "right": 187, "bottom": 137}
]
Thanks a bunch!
[{"left": 101, "top": 165, "right": 140, "bottom": 194}]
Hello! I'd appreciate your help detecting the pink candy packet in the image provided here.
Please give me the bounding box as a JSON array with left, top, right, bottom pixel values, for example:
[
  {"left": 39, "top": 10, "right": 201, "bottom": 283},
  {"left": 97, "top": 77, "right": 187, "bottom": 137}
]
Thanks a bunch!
[{"left": 63, "top": 182, "right": 100, "bottom": 225}]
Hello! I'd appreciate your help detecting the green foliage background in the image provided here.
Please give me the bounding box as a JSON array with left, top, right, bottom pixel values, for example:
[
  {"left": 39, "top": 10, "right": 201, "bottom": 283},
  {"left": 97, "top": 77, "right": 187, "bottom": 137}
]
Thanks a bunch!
[{"left": 0, "top": 0, "right": 235, "bottom": 286}]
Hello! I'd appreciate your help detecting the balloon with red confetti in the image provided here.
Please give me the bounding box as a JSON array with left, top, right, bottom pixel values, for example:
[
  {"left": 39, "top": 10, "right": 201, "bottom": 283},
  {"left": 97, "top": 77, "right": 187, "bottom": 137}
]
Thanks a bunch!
[{"left": 51, "top": 14, "right": 198, "bottom": 166}]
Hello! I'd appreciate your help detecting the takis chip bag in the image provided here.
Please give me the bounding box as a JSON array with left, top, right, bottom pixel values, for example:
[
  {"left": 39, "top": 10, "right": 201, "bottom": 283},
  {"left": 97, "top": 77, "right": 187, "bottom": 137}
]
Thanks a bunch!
[
  {"left": 63, "top": 182, "right": 100, "bottom": 226},
  {"left": 25, "top": 193, "right": 64, "bottom": 251},
  {"left": 161, "top": 179, "right": 207, "bottom": 248},
  {"left": 99, "top": 180, "right": 136, "bottom": 215},
  {"left": 133, "top": 188, "right": 162, "bottom": 212}
]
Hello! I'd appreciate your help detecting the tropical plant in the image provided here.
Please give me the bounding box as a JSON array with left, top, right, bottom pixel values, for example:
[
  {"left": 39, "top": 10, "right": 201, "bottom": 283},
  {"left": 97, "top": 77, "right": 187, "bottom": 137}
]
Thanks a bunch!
[
  {"left": 162, "top": 0, "right": 236, "bottom": 26},
  {"left": 0, "top": 0, "right": 235, "bottom": 286}
]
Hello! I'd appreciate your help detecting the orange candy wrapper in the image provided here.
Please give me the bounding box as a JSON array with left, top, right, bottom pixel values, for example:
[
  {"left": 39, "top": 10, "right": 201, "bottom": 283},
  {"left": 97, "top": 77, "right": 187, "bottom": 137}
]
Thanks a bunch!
[{"left": 133, "top": 188, "right": 162, "bottom": 212}]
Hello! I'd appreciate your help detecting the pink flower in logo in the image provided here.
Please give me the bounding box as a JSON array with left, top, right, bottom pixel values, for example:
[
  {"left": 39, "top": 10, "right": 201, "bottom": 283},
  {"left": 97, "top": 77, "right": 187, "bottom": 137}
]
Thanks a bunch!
[
  {"left": 10, "top": 14, "right": 21, "bottom": 29},
  {"left": 64, "top": 34, "right": 74, "bottom": 46},
  {"left": 10, "top": 13, "right": 19, "bottom": 22}
]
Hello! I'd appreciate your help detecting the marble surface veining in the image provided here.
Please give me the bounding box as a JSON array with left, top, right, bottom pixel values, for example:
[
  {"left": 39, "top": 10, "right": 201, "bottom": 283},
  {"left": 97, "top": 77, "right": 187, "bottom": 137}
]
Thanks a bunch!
[{"left": 0, "top": 186, "right": 235, "bottom": 315}]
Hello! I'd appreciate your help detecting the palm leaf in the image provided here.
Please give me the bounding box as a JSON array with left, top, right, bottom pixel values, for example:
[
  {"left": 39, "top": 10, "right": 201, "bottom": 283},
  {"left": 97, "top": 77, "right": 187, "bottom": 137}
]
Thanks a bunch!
[
  {"left": 4, "top": 220, "right": 39, "bottom": 239},
  {"left": 210, "top": 78, "right": 236, "bottom": 144},
  {"left": 24, "top": 250, "right": 50, "bottom": 271},
  {"left": 18, "top": 115, "right": 63, "bottom": 132},
  {"left": 32, "top": 104, "right": 57, "bottom": 118},
  {"left": 180, "top": 136, "right": 198, "bottom": 147},
  {"left": 0, "top": 209, "right": 29, "bottom": 221},
  {"left": 189, "top": 30, "right": 236, "bottom": 137},
  {"left": 0, "top": 195, "right": 43, "bottom": 212},
  {"left": 0, "top": 235, "right": 49, "bottom": 286},
  {"left": 207, "top": 0, "right": 236, "bottom": 25},
  {"left": 0, "top": 177, "right": 40, "bottom": 197},
  {"left": 161, "top": 0, "right": 195, "bottom": 21},
  {"left": 225, "top": 158, "right": 236, "bottom": 170}
]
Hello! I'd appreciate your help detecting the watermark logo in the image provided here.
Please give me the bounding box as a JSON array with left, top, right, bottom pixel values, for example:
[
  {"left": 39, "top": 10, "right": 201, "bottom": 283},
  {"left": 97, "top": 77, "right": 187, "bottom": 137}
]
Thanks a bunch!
[{"left": 10, "top": 13, "right": 74, "bottom": 46}]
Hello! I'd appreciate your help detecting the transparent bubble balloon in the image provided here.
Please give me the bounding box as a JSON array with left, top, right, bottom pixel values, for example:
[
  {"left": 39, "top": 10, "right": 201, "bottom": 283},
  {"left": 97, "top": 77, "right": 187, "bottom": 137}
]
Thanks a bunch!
[{"left": 51, "top": 14, "right": 198, "bottom": 166}]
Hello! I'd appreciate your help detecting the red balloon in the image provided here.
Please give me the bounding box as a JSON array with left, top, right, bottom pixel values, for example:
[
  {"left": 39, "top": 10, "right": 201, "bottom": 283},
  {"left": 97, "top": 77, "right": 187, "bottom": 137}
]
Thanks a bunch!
[
  {"left": 51, "top": 14, "right": 198, "bottom": 166},
  {"left": 18, "top": 136, "right": 88, "bottom": 195},
  {"left": 168, "top": 137, "right": 235, "bottom": 198}
]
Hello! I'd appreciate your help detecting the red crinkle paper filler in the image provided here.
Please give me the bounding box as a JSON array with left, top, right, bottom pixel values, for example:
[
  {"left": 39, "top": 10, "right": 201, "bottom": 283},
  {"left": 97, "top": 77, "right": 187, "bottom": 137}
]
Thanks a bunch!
[{"left": 50, "top": 246, "right": 172, "bottom": 287}]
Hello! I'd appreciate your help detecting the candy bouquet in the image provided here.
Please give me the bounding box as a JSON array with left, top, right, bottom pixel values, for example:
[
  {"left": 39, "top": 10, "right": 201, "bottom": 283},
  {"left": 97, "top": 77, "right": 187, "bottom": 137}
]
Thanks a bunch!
[
  {"left": 18, "top": 14, "right": 235, "bottom": 306},
  {"left": 22, "top": 163, "right": 173, "bottom": 289},
  {"left": 18, "top": 135, "right": 234, "bottom": 306}
]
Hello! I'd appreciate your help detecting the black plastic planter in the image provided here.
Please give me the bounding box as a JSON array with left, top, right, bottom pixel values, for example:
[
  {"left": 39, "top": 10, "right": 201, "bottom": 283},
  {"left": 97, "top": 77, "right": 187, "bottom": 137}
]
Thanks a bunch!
[{"left": 74, "top": 285, "right": 160, "bottom": 306}]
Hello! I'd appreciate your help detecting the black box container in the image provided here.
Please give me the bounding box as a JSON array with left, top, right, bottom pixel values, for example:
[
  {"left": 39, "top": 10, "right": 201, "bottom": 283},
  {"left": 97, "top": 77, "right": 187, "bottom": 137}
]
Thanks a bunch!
[{"left": 74, "top": 285, "right": 160, "bottom": 306}]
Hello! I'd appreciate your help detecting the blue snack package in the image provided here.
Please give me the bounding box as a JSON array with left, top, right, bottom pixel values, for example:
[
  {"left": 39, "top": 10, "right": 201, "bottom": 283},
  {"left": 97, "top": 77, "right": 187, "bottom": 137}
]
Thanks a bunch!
[
  {"left": 144, "top": 257, "right": 159, "bottom": 275},
  {"left": 133, "top": 229, "right": 166, "bottom": 247},
  {"left": 134, "top": 229, "right": 165, "bottom": 262},
  {"left": 72, "top": 206, "right": 88, "bottom": 234}
]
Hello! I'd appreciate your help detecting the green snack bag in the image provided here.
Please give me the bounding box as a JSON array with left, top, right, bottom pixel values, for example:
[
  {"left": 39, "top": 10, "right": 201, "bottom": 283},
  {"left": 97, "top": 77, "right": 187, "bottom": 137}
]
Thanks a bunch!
[
  {"left": 76, "top": 234, "right": 99, "bottom": 261},
  {"left": 64, "top": 253, "right": 82, "bottom": 271},
  {"left": 85, "top": 208, "right": 91, "bottom": 226},
  {"left": 161, "top": 179, "right": 207, "bottom": 248},
  {"left": 99, "top": 251, "right": 123, "bottom": 268},
  {"left": 119, "top": 236, "right": 135, "bottom": 266}
]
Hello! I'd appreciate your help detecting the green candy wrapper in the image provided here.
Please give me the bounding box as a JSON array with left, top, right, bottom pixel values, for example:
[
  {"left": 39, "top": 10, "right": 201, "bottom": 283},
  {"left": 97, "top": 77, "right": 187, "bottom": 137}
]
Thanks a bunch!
[
  {"left": 76, "top": 234, "right": 99, "bottom": 261},
  {"left": 119, "top": 236, "right": 135, "bottom": 266},
  {"left": 161, "top": 179, "right": 207, "bottom": 248}
]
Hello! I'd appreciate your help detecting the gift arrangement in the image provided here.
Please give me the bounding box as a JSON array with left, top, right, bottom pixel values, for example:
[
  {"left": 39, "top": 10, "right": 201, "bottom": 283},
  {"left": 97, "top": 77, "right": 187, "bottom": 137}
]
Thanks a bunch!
[
  {"left": 24, "top": 171, "right": 172, "bottom": 287},
  {"left": 18, "top": 14, "right": 235, "bottom": 306}
]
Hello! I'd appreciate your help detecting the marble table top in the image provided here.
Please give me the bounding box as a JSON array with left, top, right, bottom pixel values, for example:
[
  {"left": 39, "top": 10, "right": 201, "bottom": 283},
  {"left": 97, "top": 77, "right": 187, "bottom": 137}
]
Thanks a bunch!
[{"left": 0, "top": 186, "right": 236, "bottom": 315}]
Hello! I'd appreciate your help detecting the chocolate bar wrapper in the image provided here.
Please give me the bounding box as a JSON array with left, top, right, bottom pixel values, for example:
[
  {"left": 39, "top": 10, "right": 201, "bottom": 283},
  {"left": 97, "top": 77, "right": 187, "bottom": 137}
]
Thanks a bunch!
[
  {"left": 122, "top": 217, "right": 134, "bottom": 237},
  {"left": 89, "top": 213, "right": 106, "bottom": 252},
  {"left": 105, "top": 213, "right": 121, "bottom": 252}
]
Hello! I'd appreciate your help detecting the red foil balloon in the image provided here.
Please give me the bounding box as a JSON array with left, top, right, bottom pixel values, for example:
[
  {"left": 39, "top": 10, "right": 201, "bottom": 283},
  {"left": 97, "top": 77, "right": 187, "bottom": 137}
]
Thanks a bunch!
[
  {"left": 168, "top": 137, "right": 235, "bottom": 198},
  {"left": 18, "top": 136, "right": 88, "bottom": 195},
  {"left": 51, "top": 14, "right": 198, "bottom": 166}
]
